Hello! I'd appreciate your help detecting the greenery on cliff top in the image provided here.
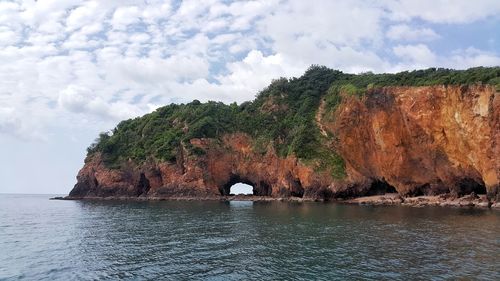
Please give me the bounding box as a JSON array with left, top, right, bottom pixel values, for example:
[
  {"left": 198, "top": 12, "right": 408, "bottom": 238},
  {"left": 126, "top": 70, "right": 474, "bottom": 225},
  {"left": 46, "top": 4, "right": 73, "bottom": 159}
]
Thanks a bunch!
[{"left": 87, "top": 66, "right": 500, "bottom": 176}]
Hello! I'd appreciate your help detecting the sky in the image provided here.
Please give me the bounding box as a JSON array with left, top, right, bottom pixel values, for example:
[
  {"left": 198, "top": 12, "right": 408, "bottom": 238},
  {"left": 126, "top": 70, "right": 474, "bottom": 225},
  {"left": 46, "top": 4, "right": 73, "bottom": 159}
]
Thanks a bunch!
[{"left": 0, "top": 0, "right": 499, "bottom": 194}]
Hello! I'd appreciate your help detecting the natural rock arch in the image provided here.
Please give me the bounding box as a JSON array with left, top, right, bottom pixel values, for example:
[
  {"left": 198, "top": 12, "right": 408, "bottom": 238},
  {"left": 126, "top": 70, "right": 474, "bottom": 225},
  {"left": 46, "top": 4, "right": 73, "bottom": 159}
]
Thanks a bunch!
[
  {"left": 229, "top": 183, "right": 253, "bottom": 195},
  {"left": 219, "top": 174, "right": 272, "bottom": 196}
]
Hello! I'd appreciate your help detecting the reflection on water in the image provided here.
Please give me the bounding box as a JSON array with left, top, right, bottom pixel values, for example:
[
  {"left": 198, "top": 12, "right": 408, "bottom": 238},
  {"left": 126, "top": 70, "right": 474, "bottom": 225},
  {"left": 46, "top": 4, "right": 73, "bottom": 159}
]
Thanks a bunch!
[
  {"left": 228, "top": 200, "right": 254, "bottom": 208},
  {"left": 0, "top": 194, "right": 499, "bottom": 280}
]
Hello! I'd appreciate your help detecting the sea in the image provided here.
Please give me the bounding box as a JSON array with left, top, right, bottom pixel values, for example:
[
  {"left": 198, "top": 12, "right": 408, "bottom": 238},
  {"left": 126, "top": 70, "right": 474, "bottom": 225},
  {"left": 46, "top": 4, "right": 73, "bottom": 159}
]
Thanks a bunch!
[{"left": 0, "top": 194, "right": 498, "bottom": 280}]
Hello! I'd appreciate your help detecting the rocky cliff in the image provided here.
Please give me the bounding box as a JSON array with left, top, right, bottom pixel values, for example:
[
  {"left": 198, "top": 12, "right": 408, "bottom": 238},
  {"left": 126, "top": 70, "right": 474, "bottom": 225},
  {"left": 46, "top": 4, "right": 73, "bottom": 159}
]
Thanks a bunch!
[
  {"left": 326, "top": 84, "right": 498, "bottom": 200},
  {"left": 70, "top": 134, "right": 325, "bottom": 199},
  {"left": 67, "top": 67, "right": 499, "bottom": 205}
]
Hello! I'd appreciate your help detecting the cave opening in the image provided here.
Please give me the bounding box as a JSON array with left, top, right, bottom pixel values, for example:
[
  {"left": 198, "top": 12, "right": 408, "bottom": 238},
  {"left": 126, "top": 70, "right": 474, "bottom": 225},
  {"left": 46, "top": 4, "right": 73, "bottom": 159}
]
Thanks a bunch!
[
  {"left": 229, "top": 183, "right": 253, "bottom": 195},
  {"left": 136, "top": 173, "right": 151, "bottom": 196},
  {"left": 220, "top": 175, "right": 272, "bottom": 196},
  {"left": 289, "top": 179, "right": 304, "bottom": 198},
  {"left": 456, "top": 178, "right": 487, "bottom": 196},
  {"left": 366, "top": 179, "right": 397, "bottom": 196}
]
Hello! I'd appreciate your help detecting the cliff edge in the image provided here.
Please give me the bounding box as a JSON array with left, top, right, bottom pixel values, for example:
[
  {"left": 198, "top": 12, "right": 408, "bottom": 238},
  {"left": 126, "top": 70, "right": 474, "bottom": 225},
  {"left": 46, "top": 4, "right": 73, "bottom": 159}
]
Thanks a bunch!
[{"left": 67, "top": 67, "right": 500, "bottom": 206}]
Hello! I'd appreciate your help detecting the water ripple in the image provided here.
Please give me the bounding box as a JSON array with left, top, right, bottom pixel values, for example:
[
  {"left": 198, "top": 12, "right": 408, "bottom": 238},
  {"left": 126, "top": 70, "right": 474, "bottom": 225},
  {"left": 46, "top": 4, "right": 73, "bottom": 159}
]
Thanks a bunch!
[{"left": 0, "top": 195, "right": 499, "bottom": 280}]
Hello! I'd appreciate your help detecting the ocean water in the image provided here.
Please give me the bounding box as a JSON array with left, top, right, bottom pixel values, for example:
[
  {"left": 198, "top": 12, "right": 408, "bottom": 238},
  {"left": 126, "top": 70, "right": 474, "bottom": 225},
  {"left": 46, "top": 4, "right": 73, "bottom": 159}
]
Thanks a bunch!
[{"left": 0, "top": 194, "right": 498, "bottom": 280}]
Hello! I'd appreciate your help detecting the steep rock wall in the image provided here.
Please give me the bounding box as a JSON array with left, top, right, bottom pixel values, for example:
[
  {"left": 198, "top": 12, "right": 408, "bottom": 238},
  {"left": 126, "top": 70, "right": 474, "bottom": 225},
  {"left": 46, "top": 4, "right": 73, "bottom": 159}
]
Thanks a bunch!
[
  {"left": 328, "top": 85, "right": 498, "bottom": 199},
  {"left": 69, "top": 85, "right": 499, "bottom": 201}
]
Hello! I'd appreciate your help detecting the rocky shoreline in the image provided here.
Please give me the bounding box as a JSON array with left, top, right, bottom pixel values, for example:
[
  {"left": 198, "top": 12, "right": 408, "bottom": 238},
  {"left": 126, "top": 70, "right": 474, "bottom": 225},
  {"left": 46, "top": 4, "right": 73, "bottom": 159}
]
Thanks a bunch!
[
  {"left": 53, "top": 192, "right": 500, "bottom": 210},
  {"left": 342, "top": 193, "right": 499, "bottom": 209}
]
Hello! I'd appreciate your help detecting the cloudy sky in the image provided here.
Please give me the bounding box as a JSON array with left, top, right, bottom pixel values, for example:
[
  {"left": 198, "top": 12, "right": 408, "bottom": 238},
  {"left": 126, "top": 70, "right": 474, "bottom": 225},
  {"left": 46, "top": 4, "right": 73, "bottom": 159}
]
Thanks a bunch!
[{"left": 1, "top": 0, "right": 499, "bottom": 194}]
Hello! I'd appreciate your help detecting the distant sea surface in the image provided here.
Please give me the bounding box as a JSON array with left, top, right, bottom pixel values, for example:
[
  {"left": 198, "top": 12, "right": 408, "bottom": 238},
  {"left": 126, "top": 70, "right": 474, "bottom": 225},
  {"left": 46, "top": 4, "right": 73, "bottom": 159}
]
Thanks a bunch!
[{"left": 0, "top": 194, "right": 499, "bottom": 280}]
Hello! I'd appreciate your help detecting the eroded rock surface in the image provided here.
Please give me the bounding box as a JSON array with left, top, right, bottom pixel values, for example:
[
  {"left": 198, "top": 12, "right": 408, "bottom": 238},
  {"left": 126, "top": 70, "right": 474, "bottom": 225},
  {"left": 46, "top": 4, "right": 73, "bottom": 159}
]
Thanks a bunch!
[
  {"left": 70, "top": 133, "right": 330, "bottom": 199},
  {"left": 68, "top": 85, "right": 499, "bottom": 206},
  {"left": 329, "top": 85, "right": 498, "bottom": 200}
]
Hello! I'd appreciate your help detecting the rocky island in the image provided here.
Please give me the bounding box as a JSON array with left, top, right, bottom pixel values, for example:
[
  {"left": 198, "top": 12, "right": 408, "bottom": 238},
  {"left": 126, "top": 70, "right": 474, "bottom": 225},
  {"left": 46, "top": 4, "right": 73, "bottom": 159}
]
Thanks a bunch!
[{"left": 66, "top": 66, "right": 499, "bottom": 208}]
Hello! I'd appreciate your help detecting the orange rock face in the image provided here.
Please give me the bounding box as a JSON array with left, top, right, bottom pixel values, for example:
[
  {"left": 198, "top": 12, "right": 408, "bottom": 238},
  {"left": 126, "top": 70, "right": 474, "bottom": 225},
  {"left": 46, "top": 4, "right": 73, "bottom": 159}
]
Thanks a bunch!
[
  {"left": 70, "top": 133, "right": 330, "bottom": 199},
  {"left": 69, "top": 85, "right": 499, "bottom": 202},
  {"left": 329, "top": 85, "right": 499, "bottom": 199}
]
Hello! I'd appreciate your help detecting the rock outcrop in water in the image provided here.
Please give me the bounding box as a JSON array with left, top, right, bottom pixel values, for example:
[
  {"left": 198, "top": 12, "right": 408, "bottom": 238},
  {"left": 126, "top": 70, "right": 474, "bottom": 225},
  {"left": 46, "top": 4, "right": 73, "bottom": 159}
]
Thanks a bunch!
[
  {"left": 68, "top": 67, "right": 499, "bottom": 207},
  {"left": 70, "top": 134, "right": 321, "bottom": 199}
]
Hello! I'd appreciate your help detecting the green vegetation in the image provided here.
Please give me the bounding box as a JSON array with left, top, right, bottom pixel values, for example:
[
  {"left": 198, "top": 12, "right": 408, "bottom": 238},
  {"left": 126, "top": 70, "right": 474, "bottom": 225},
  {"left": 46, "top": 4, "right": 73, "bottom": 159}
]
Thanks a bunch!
[{"left": 87, "top": 66, "right": 500, "bottom": 176}]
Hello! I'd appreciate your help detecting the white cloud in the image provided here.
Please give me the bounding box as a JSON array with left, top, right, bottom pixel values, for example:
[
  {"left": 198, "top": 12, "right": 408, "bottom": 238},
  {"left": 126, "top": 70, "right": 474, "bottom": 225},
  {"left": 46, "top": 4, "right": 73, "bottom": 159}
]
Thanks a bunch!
[
  {"left": 385, "top": 0, "right": 500, "bottom": 23},
  {"left": 386, "top": 24, "right": 440, "bottom": 42},
  {"left": 0, "top": 106, "right": 19, "bottom": 134},
  {"left": 260, "top": 0, "right": 383, "bottom": 48},
  {"left": 20, "top": 0, "right": 82, "bottom": 27},
  {"left": 58, "top": 85, "right": 91, "bottom": 113},
  {"left": 107, "top": 55, "right": 210, "bottom": 84},
  {"left": 58, "top": 85, "right": 142, "bottom": 120},
  {"left": 141, "top": 2, "right": 173, "bottom": 22},
  {"left": 257, "top": 0, "right": 391, "bottom": 73},
  {"left": 448, "top": 47, "right": 500, "bottom": 68},
  {"left": 111, "top": 6, "right": 141, "bottom": 30},
  {"left": 218, "top": 50, "right": 303, "bottom": 100},
  {"left": 0, "top": 0, "right": 498, "bottom": 143},
  {"left": 0, "top": 2, "right": 21, "bottom": 26},
  {"left": 392, "top": 45, "right": 500, "bottom": 71},
  {"left": 129, "top": 33, "right": 150, "bottom": 44},
  {"left": 393, "top": 44, "right": 437, "bottom": 68},
  {"left": 0, "top": 103, "right": 50, "bottom": 141},
  {"left": 62, "top": 32, "right": 100, "bottom": 49},
  {"left": 0, "top": 26, "right": 18, "bottom": 46},
  {"left": 66, "top": 1, "right": 101, "bottom": 31}
]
